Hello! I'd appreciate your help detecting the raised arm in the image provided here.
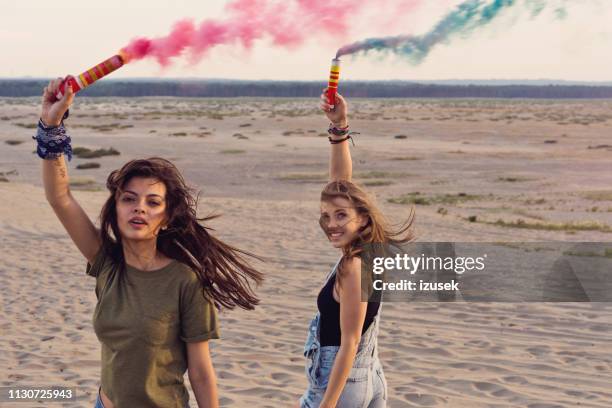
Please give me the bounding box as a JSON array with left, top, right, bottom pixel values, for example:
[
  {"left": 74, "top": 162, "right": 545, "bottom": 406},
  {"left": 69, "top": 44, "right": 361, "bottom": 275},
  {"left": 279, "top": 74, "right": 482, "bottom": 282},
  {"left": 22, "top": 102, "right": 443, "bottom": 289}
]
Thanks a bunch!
[
  {"left": 39, "top": 78, "right": 101, "bottom": 263},
  {"left": 320, "top": 90, "right": 352, "bottom": 182}
]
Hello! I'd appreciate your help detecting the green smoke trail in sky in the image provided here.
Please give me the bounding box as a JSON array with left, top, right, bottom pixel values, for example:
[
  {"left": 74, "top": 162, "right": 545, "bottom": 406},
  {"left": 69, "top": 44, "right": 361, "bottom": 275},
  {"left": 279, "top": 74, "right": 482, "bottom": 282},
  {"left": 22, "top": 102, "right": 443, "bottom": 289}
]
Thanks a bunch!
[{"left": 336, "top": 0, "right": 568, "bottom": 60}]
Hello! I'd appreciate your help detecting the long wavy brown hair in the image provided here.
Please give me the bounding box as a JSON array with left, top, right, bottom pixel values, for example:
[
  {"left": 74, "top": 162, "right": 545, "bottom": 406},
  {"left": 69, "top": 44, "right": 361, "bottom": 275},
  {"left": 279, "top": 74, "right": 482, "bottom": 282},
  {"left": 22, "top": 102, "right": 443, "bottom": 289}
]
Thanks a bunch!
[
  {"left": 99, "top": 157, "right": 263, "bottom": 310},
  {"left": 320, "top": 180, "right": 415, "bottom": 282}
]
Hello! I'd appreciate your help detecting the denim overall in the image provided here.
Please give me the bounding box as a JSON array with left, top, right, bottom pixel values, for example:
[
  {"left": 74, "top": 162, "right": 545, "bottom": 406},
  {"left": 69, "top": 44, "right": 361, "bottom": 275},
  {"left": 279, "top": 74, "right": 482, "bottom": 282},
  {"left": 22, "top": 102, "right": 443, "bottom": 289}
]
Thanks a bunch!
[
  {"left": 300, "top": 259, "right": 387, "bottom": 408},
  {"left": 94, "top": 389, "right": 104, "bottom": 408}
]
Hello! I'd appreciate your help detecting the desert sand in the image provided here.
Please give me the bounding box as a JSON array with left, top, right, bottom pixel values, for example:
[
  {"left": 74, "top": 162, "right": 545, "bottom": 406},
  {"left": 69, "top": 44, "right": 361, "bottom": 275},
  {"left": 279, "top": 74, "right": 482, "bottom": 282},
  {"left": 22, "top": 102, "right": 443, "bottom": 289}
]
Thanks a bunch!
[{"left": 1, "top": 96, "right": 611, "bottom": 407}]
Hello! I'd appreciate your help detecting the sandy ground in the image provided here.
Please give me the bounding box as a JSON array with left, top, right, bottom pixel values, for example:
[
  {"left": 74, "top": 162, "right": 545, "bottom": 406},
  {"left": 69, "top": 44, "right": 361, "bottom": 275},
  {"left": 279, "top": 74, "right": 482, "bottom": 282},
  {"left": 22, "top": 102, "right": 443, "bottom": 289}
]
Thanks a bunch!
[{"left": 1, "top": 97, "right": 611, "bottom": 407}]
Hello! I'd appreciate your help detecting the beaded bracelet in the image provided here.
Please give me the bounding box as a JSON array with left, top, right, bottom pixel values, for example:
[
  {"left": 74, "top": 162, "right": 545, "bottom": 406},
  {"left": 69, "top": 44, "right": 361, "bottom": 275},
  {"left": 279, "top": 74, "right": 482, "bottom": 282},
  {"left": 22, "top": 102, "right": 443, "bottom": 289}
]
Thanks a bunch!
[{"left": 328, "top": 123, "right": 350, "bottom": 136}]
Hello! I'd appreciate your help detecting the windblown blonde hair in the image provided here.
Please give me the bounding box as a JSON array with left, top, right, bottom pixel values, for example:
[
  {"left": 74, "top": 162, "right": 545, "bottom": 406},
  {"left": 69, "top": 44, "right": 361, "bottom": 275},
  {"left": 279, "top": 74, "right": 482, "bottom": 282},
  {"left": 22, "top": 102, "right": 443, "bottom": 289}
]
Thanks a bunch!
[{"left": 320, "top": 180, "right": 415, "bottom": 283}]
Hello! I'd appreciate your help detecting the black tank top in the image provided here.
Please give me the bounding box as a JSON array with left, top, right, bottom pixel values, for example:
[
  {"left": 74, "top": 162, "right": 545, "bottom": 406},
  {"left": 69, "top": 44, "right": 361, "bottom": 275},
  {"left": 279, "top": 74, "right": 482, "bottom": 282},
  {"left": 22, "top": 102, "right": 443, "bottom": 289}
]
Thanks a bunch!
[{"left": 317, "top": 272, "right": 380, "bottom": 346}]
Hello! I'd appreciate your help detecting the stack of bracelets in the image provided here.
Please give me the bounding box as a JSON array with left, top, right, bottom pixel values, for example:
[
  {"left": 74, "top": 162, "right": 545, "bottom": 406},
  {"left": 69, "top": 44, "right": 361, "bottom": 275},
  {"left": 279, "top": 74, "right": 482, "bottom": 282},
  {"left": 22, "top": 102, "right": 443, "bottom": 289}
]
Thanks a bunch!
[
  {"left": 328, "top": 123, "right": 357, "bottom": 146},
  {"left": 32, "top": 111, "right": 72, "bottom": 161}
]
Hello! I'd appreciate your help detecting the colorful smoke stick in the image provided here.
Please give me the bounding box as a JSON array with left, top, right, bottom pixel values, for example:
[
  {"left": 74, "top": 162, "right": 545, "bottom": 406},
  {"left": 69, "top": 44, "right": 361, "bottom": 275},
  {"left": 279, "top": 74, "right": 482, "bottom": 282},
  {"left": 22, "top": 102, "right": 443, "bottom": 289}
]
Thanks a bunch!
[
  {"left": 56, "top": 51, "right": 129, "bottom": 99},
  {"left": 327, "top": 58, "right": 341, "bottom": 105},
  {"left": 336, "top": 0, "right": 569, "bottom": 59}
]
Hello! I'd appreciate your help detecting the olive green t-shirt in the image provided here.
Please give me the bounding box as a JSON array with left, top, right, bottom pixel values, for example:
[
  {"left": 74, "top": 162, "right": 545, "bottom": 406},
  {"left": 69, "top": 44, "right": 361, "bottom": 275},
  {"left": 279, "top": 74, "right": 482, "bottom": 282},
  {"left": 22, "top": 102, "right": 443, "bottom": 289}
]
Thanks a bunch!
[{"left": 86, "top": 249, "right": 220, "bottom": 408}]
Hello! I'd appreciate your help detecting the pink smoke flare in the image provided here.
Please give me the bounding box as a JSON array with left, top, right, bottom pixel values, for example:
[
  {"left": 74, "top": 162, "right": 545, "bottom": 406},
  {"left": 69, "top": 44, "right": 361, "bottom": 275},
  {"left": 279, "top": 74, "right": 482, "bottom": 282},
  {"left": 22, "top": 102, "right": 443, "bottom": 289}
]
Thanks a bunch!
[{"left": 121, "top": 0, "right": 422, "bottom": 66}]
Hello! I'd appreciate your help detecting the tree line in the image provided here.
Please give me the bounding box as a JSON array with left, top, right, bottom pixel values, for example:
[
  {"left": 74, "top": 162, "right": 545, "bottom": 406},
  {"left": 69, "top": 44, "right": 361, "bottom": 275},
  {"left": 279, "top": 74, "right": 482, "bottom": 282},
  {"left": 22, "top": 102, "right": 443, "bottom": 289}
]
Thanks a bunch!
[{"left": 1, "top": 79, "right": 611, "bottom": 99}]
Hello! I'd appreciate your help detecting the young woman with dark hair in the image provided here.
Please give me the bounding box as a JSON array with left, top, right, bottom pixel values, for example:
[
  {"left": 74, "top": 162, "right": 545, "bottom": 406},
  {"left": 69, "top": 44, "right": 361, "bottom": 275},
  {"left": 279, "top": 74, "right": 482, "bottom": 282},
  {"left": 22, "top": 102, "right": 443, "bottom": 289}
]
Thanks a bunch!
[
  {"left": 297, "top": 90, "right": 414, "bottom": 408},
  {"left": 36, "top": 78, "right": 263, "bottom": 408}
]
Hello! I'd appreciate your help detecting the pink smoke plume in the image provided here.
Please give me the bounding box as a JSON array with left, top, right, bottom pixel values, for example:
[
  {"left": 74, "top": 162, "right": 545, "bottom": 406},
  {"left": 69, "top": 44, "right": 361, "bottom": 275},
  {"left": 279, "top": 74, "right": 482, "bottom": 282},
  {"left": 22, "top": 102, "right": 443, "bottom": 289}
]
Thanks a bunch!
[{"left": 121, "top": 0, "right": 422, "bottom": 66}]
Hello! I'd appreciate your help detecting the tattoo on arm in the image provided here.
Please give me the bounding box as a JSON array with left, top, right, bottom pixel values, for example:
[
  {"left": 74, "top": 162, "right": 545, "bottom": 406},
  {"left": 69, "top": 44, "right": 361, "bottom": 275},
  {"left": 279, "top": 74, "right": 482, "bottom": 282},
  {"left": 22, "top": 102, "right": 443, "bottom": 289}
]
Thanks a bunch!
[{"left": 53, "top": 158, "right": 67, "bottom": 179}]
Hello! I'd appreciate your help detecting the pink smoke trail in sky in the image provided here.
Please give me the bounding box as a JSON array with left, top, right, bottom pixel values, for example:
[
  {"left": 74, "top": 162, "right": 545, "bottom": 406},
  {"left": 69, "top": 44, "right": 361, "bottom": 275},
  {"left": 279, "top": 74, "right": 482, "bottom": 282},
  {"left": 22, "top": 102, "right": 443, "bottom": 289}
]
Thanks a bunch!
[{"left": 121, "top": 0, "right": 422, "bottom": 66}]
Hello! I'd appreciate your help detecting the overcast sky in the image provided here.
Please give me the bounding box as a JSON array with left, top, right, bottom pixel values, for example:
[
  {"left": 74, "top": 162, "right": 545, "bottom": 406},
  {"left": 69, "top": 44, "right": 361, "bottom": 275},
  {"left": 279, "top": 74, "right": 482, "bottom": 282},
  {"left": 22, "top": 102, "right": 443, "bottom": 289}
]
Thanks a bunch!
[{"left": 2, "top": 0, "right": 610, "bottom": 81}]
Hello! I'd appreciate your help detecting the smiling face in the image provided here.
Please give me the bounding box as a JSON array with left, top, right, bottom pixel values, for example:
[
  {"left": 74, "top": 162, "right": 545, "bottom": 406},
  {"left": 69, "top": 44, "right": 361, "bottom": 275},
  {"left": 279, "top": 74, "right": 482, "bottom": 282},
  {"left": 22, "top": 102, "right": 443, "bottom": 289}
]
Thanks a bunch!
[
  {"left": 115, "top": 177, "right": 168, "bottom": 243},
  {"left": 320, "top": 197, "right": 368, "bottom": 248}
]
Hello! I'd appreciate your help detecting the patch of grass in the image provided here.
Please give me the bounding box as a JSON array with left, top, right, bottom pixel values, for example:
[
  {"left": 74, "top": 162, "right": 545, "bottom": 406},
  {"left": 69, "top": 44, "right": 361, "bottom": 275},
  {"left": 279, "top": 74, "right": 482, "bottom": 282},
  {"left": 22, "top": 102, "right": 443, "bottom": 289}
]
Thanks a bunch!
[
  {"left": 282, "top": 130, "right": 305, "bottom": 136},
  {"left": 0, "top": 169, "right": 15, "bottom": 182},
  {"left": 232, "top": 133, "right": 249, "bottom": 139},
  {"left": 525, "top": 198, "right": 546, "bottom": 205},
  {"left": 563, "top": 249, "right": 612, "bottom": 258},
  {"left": 279, "top": 172, "right": 327, "bottom": 182},
  {"left": 70, "top": 177, "right": 95, "bottom": 186},
  {"left": 74, "top": 123, "right": 133, "bottom": 132},
  {"left": 511, "top": 209, "right": 546, "bottom": 221},
  {"left": 72, "top": 147, "right": 90, "bottom": 156},
  {"left": 389, "top": 193, "right": 427, "bottom": 205},
  {"left": 490, "top": 218, "right": 612, "bottom": 233},
  {"left": 391, "top": 156, "right": 421, "bottom": 161},
  {"left": 220, "top": 149, "right": 245, "bottom": 154},
  {"left": 355, "top": 171, "right": 408, "bottom": 179},
  {"left": 582, "top": 191, "right": 612, "bottom": 202},
  {"left": 73, "top": 147, "right": 120, "bottom": 159},
  {"left": 76, "top": 162, "right": 101, "bottom": 170},
  {"left": 239, "top": 123, "right": 252, "bottom": 127},
  {"left": 69, "top": 177, "right": 99, "bottom": 190},
  {"left": 363, "top": 180, "right": 393, "bottom": 187},
  {"left": 437, "top": 207, "right": 448, "bottom": 215},
  {"left": 389, "top": 192, "right": 481, "bottom": 206},
  {"left": 13, "top": 123, "right": 37, "bottom": 129},
  {"left": 170, "top": 132, "right": 188, "bottom": 137},
  {"left": 496, "top": 176, "right": 535, "bottom": 183},
  {"left": 5, "top": 140, "right": 23, "bottom": 145},
  {"left": 0, "top": 170, "right": 17, "bottom": 177}
]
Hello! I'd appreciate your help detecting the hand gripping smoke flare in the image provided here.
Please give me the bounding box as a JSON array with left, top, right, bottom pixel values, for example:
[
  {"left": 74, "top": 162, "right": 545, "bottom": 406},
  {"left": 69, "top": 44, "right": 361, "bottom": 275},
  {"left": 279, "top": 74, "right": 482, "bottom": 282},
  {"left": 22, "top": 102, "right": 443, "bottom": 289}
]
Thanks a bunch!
[
  {"left": 56, "top": 51, "right": 129, "bottom": 99},
  {"left": 327, "top": 58, "right": 341, "bottom": 106}
]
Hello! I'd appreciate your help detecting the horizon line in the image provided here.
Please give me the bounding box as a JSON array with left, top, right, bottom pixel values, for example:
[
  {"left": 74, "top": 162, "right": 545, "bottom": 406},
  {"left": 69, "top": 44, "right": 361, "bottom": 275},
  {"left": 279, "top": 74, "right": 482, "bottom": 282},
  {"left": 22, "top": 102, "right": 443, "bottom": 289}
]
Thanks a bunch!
[{"left": 1, "top": 77, "right": 612, "bottom": 85}]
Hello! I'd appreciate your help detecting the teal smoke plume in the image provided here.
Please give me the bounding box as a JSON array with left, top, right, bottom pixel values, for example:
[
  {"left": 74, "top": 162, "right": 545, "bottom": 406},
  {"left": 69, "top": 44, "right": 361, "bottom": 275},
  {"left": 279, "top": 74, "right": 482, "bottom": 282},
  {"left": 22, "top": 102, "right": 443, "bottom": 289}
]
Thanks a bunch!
[{"left": 336, "top": 0, "right": 568, "bottom": 59}]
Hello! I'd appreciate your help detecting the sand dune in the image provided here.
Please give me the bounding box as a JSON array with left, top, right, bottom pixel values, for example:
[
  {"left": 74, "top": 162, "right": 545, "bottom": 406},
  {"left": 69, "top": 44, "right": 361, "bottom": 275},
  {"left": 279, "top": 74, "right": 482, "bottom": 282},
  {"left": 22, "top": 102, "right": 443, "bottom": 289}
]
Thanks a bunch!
[{"left": 1, "top": 97, "right": 611, "bottom": 407}]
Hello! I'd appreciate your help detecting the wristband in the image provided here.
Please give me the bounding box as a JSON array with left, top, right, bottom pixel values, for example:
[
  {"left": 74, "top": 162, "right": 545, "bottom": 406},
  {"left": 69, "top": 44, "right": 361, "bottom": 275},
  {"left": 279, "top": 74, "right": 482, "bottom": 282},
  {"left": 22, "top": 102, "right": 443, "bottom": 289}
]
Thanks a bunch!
[
  {"left": 328, "top": 123, "right": 350, "bottom": 136},
  {"left": 32, "top": 118, "right": 72, "bottom": 161},
  {"left": 328, "top": 135, "right": 355, "bottom": 146}
]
